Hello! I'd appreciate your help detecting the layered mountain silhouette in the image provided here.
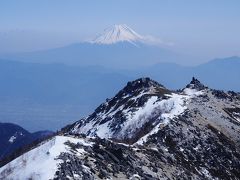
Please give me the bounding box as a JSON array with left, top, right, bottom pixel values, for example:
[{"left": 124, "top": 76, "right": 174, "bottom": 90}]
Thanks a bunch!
[
  {"left": 0, "top": 56, "right": 239, "bottom": 131},
  {"left": 0, "top": 24, "right": 187, "bottom": 68}
]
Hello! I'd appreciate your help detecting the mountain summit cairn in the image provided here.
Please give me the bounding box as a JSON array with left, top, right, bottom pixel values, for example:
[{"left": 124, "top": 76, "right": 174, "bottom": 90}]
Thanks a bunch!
[{"left": 186, "top": 77, "right": 207, "bottom": 90}]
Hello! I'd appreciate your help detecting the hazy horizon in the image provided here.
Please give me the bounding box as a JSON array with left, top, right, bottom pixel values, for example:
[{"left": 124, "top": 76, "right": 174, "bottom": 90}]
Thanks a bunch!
[{"left": 1, "top": 0, "right": 240, "bottom": 65}]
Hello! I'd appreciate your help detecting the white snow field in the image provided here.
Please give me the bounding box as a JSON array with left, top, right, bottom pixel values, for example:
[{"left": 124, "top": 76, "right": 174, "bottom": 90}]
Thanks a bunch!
[{"left": 0, "top": 136, "right": 92, "bottom": 180}]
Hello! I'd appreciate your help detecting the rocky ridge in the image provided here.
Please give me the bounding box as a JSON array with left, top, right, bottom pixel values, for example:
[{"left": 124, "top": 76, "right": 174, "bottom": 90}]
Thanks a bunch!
[{"left": 0, "top": 77, "right": 240, "bottom": 180}]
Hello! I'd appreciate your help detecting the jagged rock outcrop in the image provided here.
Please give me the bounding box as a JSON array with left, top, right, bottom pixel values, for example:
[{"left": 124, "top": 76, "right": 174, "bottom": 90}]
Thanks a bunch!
[
  {"left": 186, "top": 77, "right": 207, "bottom": 90},
  {"left": 71, "top": 78, "right": 182, "bottom": 144}
]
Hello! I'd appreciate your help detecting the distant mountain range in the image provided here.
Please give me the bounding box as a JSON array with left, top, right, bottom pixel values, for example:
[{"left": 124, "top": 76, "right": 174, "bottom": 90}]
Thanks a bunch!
[
  {"left": 0, "top": 24, "right": 189, "bottom": 68},
  {"left": 0, "top": 56, "right": 239, "bottom": 131},
  {"left": 0, "top": 59, "right": 130, "bottom": 131},
  {"left": 0, "top": 24, "right": 239, "bottom": 131},
  {"left": 137, "top": 56, "right": 240, "bottom": 91},
  {"left": 0, "top": 24, "right": 239, "bottom": 180},
  {"left": 0, "top": 122, "right": 53, "bottom": 161}
]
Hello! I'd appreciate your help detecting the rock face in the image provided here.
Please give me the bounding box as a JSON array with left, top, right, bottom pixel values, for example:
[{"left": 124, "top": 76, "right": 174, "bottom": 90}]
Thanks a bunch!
[
  {"left": 1, "top": 77, "right": 240, "bottom": 180},
  {"left": 71, "top": 77, "right": 174, "bottom": 144},
  {"left": 186, "top": 77, "right": 207, "bottom": 90}
]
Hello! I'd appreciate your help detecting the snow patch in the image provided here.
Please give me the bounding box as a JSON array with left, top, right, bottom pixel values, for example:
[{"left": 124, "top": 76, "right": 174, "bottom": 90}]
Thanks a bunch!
[
  {"left": 201, "top": 168, "right": 212, "bottom": 178},
  {"left": 232, "top": 112, "right": 240, "bottom": 122},
  {"left": 130, "top": 174, "right": 141, "bottom": 179},
  {"left": 136, "top": 93, "right": 189, "bottom": 145},
  {"left": 72, "top": 86, "right": 204, "bottom": 144},
  {"left": 136, "top": 90, "right": 203, "bottom": 145},
  {"left": 184, "top": 88, "right": 204, "bottom": 97},
  {"left": 8, "top": 136, "right": 17, "bottom": 143}
]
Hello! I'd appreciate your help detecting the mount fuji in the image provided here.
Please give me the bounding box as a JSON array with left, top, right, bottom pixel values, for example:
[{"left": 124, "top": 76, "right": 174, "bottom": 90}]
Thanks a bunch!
[
  {"left": 91, "top": 24, "right": 145, "bottom": 45},
  {"left": 0, "top": 24, "right": 187, "bottom": 69}
]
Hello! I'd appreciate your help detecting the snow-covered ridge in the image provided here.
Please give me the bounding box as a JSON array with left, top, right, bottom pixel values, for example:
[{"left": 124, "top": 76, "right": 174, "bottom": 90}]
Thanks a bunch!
[
  {"left": 0, "top": 136, "right": 92, "bottom": 180},
  {"left": 71, "top": 78, "right": 168, "bottom": 141},
  {"left": 91, "top": 24, "right": 144, "bottom": 45},
  {"left": 71, "top": 78, "right": 205, "bottom": 144},
  {"left": 136, "top": 89, "right": 204, "bottom": 145},
  {"left": 1, "top": 78, "right": 240, "bottom": 180},
  {"left": 136, "top": 93, "right": 188, "bottom": 145}
]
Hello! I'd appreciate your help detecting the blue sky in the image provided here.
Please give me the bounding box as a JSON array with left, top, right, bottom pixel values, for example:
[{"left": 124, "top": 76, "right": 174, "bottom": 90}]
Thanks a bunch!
[{"left": 0, "top": 0, "right": 240, "bottom": 62}]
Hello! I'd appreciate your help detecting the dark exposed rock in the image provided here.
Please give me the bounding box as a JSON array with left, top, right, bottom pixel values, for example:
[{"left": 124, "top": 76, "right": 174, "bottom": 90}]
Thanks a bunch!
[
  {"left": 186, "top": 77, "right": 207, "bottom": 90},
  {"left": 71, "top": 77, "right": 172, "bottom": 144},
  {"left": 212, "top": 89, "right": 229, "bottom": 99}
]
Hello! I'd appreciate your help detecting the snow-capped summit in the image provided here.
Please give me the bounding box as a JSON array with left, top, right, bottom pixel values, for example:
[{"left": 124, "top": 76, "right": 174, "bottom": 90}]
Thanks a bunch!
[
  {"left": 70, "top": 78, "right": 192, "bottom": 143},
  {"left": 91, "top": 24, "right": 144, "bottom": 45}
]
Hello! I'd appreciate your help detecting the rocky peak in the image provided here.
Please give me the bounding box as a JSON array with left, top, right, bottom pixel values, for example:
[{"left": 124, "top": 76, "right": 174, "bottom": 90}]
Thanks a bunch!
[
  {"left": 186, "top": 77, "right": 207, "bottom": 90},
  {"left": 70, "top": 78, "right": 176, "bottom": 143},
  {"left": 122, "top": 77, "right": 165, "bottom": 94},
  {"left": 92, "top": 77, "right": 168, "bottom": 118}
]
